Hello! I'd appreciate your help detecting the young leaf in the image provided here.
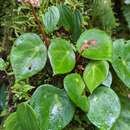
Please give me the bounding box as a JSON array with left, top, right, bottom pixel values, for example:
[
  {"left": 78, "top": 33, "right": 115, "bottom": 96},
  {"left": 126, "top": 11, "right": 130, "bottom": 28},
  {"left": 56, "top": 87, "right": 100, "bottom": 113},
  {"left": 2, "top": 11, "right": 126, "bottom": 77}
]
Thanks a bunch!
[
  {"left": 64, "top": 73, "right": 89, "bottom": 112},
  {"left": 0, "top": 58, "right": 6, "bottom": 71},
  {"left": 76, "top": 29, "right": 112, "bottom": 61},
  {"left": 58, "top": 5, "right": 74, "bottom": 31},
  {"left": 30, "top": 84, "right": 75, "bottom": 130},
  {"left": 10, "top": 33, "right": 47, "bottom": 81},
  {"left": 58, "top": 5, "right": 82, "bottom": 42},
  {"left": 71, "top": 10, "right": 82, "bottom": 42},
  {"left": 102, "top": 71, "right": 112, "bottom": 88},
  {"left": 5, "top": 103, "right": 40, "bottom": 130},
  {"left": 87, "top": 87, "right": 121, "bottom": 130},
  {"left": 112, "top": 39, "right": 130, "bottom": 88},
  {"left": 111, "top": 96, "right": 130, "bottom": 130},
  {"left": 48, "top": 38, "right": 76, "bottom": 75},
  {"left": 42, "top": 6, "right": 60, "bottom": 33},
  {"left": 12, "top": 82, "right": 34, "bottom": 100},
  {"left": 83, "top": 61, "right": 109, "bottom": 93}
]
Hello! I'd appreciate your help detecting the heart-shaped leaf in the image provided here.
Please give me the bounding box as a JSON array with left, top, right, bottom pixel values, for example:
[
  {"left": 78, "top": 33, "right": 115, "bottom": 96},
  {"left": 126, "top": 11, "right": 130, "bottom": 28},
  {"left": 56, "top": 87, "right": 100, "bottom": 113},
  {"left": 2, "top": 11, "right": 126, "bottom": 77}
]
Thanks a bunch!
[
  {"left": 64, "top": 73, "right": 89, "bottom": 112},
  {"left": 42, "top": 6, "right": 60, "bottom": 33},
  {"left": 112, "top": 39, "right": 130, "bottom": 88},
  {"left": 10, "top": 33, "right": 47, "bottom": 81},
  {"left": 87, "top": 87, "right": 121, "bottom": 130},
  {"left": 76, "top": 29, "right": 112, "bottom": 61},
  {"left": 83, "top": 61, "right": 109, "bottom": 93},
  {"left": 30, "top": 84, "right": 75, "bottom": 130},
  {"left": 111, "top": 96, "right": 130, "bottom": 130},
  {"left": 48, "top": 38, "right": 76, "bottom": 75},
  {"left": 5, "top": 103, "right": 40, "bottom": 130}
]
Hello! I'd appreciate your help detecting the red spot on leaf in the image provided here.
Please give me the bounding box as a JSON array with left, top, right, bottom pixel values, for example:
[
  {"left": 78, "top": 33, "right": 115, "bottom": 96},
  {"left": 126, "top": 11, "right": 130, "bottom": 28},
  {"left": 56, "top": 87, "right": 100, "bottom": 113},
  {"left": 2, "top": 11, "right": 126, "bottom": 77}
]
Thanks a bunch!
[
  {"left": 90, "top": 40, "right": 97, "bottom": 46},
  {"left": 80, "top": 39, "right": 97, "bottom": 52},
  {"left": 80, "top": 43, "right": 89, "bottom": 51}
]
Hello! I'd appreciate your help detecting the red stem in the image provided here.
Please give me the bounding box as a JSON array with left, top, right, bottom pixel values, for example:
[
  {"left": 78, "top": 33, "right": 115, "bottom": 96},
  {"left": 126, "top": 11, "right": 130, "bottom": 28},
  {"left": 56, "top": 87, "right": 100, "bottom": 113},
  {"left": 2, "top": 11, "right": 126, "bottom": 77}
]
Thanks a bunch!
[{"left": 31, "top": 4, "right": 49, "bottom": 46}]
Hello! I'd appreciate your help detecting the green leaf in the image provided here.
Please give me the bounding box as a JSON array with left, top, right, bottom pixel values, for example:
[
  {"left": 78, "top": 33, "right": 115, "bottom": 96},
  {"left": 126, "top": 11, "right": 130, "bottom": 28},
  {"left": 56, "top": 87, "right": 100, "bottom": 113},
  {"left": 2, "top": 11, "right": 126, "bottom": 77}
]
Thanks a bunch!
[
  {"left": 89, "top": 0, "right": 116, "bottom": 30},
  {"left": 12, "top": 82, "right": 34, "bottom": 100},
  {"left": 5, "top": 113, "right": 21, "bottom": 130},
  {"left": 58, "top": 5, "right": 82, "bottom": 42},
  {"left": 64, "top": 73, "right": 89, "bottom": 112},
  {"left": 102, "top": 72, "right": 112, "bottom": 88},
  {"left": 58, "top": 5, "right": 74, "bottom": 31},
  {"left": 5, "top": 103, "right": 40, "bottom": 130},
  {"left": 87, "top": 87, "right": 121, "bottom": 130},
  {"left": 42, "top": 6, "right": 60, "bottom": 33},
  {"left": 83, "top": 61, "right": 109, "bottom": 93},
  {"left": 76, "top": 29, "right": 112, "bottom": 61},
  {"left": 10, "top": 33, "right": 47, "bottom": 81},
  {"left": 112, "top": 39, "right": 130, "bottom": 88},
  {"left": 71, "top": 10, "right": 82, "bottom": 42},
  {"left": 17, "top": 103, "right": 40, "bottom": 130},
  {"left": 0, "top": 58, "right": 6, "bottom": 71},
  {"left": 30, "top": 84, "right": 75, "bottom": 130},
  {"left": 48, "top": 38, "right": 76, "bottom": 75},
  {"left": 111, "top": 96, "right": 130, "bottom": 130}
]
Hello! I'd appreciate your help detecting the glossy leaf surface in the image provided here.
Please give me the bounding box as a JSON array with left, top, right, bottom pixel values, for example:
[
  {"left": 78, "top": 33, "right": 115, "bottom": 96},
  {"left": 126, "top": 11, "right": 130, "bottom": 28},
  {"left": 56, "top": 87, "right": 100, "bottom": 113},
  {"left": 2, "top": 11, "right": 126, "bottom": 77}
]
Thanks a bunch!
[
  {"left": 111, "top": 96, "right": 130, "bottom": 130},
  {"left": 77, "top": 29, "right": 112, "bottom": 61},
  {"left": 87, "top": 87, "right": 121, "bottom": 130},
  {"left": 30, "top": 84, "right": 75, "bottom": 130},
  {"left": 5, "top": 103, "right": 40, "bottom": 130},
  {"left": 112, "top": 39, "right": 130, "bottom": 88},
  {"left": 48, "top": 38, "right": 75, "bottom": 75},
  {"left": 10, "top": 33, "right": 47, "bottom": 81},
  {"left": 83, "top": 61, "right": 109, "bottom": 93},
  {"left": 64, "top": 73, "right": 89, "bottom": 112}
]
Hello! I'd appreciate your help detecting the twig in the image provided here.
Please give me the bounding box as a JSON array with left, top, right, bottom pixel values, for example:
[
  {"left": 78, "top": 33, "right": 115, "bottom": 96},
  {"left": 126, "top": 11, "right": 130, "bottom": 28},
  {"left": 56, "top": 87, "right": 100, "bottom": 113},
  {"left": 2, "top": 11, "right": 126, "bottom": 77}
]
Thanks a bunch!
[{"left": 31, "top": 4, "right": 49, "bottom": 46}]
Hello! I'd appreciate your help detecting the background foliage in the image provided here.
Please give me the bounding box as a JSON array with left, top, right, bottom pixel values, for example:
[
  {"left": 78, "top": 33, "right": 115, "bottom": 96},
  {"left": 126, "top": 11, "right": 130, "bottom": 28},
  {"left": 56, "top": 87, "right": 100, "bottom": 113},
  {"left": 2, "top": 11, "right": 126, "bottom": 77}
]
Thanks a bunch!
[{"left": 1, "top": 0, "right": 130, "bottom": 130}]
